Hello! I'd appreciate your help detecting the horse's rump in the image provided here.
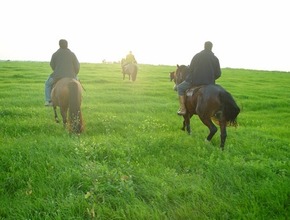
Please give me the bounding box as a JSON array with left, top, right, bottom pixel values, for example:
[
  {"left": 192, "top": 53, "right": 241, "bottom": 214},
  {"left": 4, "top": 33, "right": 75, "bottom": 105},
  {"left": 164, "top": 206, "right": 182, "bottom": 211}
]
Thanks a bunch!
[
  {"left": 186, "top": 84, "right": 240, "bottom": 126},
  {"left": 122, "top": 63, "right": 138, "bottom": 81},
  {"left": 51, "top": 78, "right": 83, "bottom": 133},
  {"left": 218, "top": 88, "right": 240, "bottom": 126},
  {"left": 194, "top": 85, "right": 221, "bottom": 117}
]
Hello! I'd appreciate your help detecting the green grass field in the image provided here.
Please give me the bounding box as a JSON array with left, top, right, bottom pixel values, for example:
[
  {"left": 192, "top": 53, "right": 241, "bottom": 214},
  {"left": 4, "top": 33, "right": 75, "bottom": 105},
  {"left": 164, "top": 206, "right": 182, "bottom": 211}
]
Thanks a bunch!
[{"left": 0, "top": 61, "right": 289, "bottom": 219}]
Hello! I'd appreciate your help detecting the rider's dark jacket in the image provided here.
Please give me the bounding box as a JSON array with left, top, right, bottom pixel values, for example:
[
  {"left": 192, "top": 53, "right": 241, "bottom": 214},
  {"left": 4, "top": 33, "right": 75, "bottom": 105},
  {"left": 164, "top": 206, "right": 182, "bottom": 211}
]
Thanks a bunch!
[
  {"left": 185, "top": 49, "right": 221, "bottom": 86},
  {"left": 50, "top": 48, "right": 80, "bottom": 80}
]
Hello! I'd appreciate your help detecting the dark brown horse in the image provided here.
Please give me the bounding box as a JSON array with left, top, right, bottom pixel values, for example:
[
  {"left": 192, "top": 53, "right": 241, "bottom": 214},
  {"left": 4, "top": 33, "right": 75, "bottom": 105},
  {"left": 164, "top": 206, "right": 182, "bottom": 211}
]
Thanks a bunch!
[
  {"left": 174, "top": 65, "right": 240, "bottom": 150},
  {"left": 51, "top": 77, "right": 84, "bottom": 134},
  {"left": 121, "top": 59, "right": 138, "bottom": 81}
]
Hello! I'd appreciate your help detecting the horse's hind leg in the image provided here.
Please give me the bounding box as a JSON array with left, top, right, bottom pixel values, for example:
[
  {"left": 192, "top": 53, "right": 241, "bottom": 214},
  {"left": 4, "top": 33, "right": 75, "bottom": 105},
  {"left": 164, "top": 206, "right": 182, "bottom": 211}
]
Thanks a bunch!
[
  {"left": 53, "top": 107, "right": 59, "bottom": 123},
  {"left": 183, "top": 114, "right": 191, "bottom": 134},
  {"left": 181, "top": 120, "right": 186, "bottom": 131},
  {"left": 199, "top": 116, "right": 218, "bottom": 141},
  {"left": 60, "top": 108, "right": 68, "bottom": 128},
  {"left": 219, "top": 120, "right": 227, "bottom": 150}
]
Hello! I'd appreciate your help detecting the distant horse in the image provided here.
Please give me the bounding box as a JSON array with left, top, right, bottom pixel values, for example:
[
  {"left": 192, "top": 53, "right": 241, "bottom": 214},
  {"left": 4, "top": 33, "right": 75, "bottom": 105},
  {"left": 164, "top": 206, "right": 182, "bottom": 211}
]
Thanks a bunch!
[
  {"left": 121, "top": 59, "right": 138, "bottom": 81},
  {"left": 51, "top": 77, "right": 84, "bottom": 134},
  {"left": 173, "top": 65, "right": 240, "bottom": 150},
  {"left": 169, "top": 71, "right": 175, "bottom": 82}
]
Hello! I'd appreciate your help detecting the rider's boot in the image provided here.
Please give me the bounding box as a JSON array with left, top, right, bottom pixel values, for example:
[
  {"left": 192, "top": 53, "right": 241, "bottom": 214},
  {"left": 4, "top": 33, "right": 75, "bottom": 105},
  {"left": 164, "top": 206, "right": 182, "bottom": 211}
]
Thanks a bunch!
[{"left": 177, "top": 95, "right": 186, "bottom": 115}]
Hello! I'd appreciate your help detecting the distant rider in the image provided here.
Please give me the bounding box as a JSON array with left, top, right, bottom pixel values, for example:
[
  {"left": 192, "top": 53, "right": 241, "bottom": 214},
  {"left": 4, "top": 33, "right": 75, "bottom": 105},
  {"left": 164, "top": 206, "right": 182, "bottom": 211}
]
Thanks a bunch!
[{"left": 125, "top": 51, "right": 137, "bottom": 65}]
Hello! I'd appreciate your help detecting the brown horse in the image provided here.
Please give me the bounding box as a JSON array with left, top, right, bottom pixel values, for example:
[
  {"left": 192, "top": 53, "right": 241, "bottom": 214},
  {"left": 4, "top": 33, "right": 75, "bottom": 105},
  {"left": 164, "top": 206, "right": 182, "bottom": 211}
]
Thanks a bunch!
[
  {"left": 121, "top": 59, "right": 138, "bottom": 81},
  {"left": 174, "top": 65, "right": 240, "bottom": 150},
  {"left": 169, "top": 71, "right": 176, "bottom": 82},
  {"left": 51, "top": 77, "right": 84, "bottom": 134}
]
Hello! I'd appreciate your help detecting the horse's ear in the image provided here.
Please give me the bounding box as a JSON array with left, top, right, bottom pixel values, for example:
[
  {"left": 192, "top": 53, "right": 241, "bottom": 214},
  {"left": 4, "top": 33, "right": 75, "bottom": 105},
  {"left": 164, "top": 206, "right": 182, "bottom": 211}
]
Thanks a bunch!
[{"left": 177, "top": 64, "right": 179, "bottom": 68}]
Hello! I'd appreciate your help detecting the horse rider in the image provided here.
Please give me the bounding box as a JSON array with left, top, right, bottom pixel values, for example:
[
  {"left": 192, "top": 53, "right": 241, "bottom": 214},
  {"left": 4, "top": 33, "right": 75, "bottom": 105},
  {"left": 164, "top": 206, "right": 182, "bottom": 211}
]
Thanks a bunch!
[
  {"left": 44, "top": 39, "right": 80, "bottom": 106},
  {"left": 177, "top": 41, "right": 221, "bottom": 115},
  {"left": 124, "top": 51, "right": 137, "bottom": 66},
  {"left": 121, "top": 51, "right": 137, "bottom": 74}
]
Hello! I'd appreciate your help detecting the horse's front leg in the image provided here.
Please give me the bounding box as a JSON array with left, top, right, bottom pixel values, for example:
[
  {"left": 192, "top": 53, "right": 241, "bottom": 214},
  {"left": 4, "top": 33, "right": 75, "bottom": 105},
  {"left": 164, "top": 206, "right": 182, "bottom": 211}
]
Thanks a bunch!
[
  {"left": 183, "top": 114, "right": 191, "bottom": 134},
  {"left": 53, "top": 107, "right": 59, "bottom": 123}
]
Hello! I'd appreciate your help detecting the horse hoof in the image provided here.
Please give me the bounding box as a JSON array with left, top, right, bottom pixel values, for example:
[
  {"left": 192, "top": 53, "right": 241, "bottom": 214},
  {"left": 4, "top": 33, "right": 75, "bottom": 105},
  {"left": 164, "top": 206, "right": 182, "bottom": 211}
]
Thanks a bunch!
[{"left": 205, "top": 139, "right": 211, "bottom": 144}]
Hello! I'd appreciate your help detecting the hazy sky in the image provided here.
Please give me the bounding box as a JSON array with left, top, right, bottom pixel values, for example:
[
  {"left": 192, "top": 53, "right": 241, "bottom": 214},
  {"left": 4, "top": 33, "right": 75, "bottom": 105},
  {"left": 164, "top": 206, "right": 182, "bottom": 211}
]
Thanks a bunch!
[{"left": 1, "top": 0, "right": 289, "bottom": 71}]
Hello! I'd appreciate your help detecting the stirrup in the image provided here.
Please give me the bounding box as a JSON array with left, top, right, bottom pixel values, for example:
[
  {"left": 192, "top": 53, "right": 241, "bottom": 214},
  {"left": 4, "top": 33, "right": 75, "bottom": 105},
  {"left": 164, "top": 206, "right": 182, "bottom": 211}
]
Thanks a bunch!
[
  {"left": 45, "top": 101, "right": 53, "bottom": 106},
  {"left": 177, "top": 109, "right": 186, "bottom": 115}
]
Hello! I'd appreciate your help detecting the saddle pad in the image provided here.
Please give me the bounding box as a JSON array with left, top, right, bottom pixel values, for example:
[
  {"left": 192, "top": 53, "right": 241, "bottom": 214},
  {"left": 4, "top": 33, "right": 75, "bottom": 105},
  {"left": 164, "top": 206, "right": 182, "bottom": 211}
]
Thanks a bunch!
[{"left": 186, "top": 87, "right": 201, "bottom": 96}]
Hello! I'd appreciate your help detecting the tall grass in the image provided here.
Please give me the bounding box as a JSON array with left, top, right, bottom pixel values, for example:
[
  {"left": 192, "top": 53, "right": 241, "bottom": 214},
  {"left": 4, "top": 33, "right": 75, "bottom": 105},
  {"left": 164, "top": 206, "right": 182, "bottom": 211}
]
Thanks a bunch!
[{"left": 0, "top": 61, "right": 289, "bottom": 219}]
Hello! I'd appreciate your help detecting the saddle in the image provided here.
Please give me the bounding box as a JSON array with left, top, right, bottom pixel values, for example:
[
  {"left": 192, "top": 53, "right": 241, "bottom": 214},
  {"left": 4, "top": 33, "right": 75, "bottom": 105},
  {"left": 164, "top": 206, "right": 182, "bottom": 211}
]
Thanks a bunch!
[
  {"left": 186, "top": 86, "right": 203, "bottom": 96},
  {"left": 52, "top": 77, "right": 77, "bottom": 89},
  {"left": 51, "top": 77, "right": 62, "bottom": 89}
]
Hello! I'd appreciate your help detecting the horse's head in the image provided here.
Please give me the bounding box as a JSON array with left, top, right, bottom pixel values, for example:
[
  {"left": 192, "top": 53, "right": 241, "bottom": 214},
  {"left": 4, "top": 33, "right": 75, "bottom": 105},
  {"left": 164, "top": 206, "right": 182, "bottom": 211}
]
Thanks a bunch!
[
  {"left": 175, "top": 65, "right": 188, "bottom": 84},
  {"left": 169, "top": 71, "right": 175, "bottom": 82}
]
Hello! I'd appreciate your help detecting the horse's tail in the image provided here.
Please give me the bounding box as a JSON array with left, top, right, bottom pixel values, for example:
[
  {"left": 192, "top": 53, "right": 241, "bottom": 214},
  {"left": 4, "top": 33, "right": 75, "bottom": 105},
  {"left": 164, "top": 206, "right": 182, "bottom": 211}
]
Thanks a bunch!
[
  {"left": 68, "top": 81, "right": 83, "bottom": 133},
  {"left": 220, "top": 90, "right": 240, "bottom": 126},
  {"left": 131, "top": 64, "right": 138, "bottom": 81}
]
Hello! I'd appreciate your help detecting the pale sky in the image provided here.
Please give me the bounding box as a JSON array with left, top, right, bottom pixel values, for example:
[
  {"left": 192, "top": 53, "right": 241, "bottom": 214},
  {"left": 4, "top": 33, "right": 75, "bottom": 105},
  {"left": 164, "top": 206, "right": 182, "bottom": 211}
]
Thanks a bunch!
[{"left": 1, "top": 0, "right": 289, "bottom": 71}]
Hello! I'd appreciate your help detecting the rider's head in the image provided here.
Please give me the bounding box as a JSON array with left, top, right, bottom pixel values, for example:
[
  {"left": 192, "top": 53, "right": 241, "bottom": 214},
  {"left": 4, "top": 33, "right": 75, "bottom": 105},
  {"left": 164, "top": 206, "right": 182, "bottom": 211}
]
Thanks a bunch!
[
  {"left": 59, "top": 39, "right": 68, "bottom": 49},
  {"left": 204, "top": 41, "right": 213, "bottom": 51}
]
